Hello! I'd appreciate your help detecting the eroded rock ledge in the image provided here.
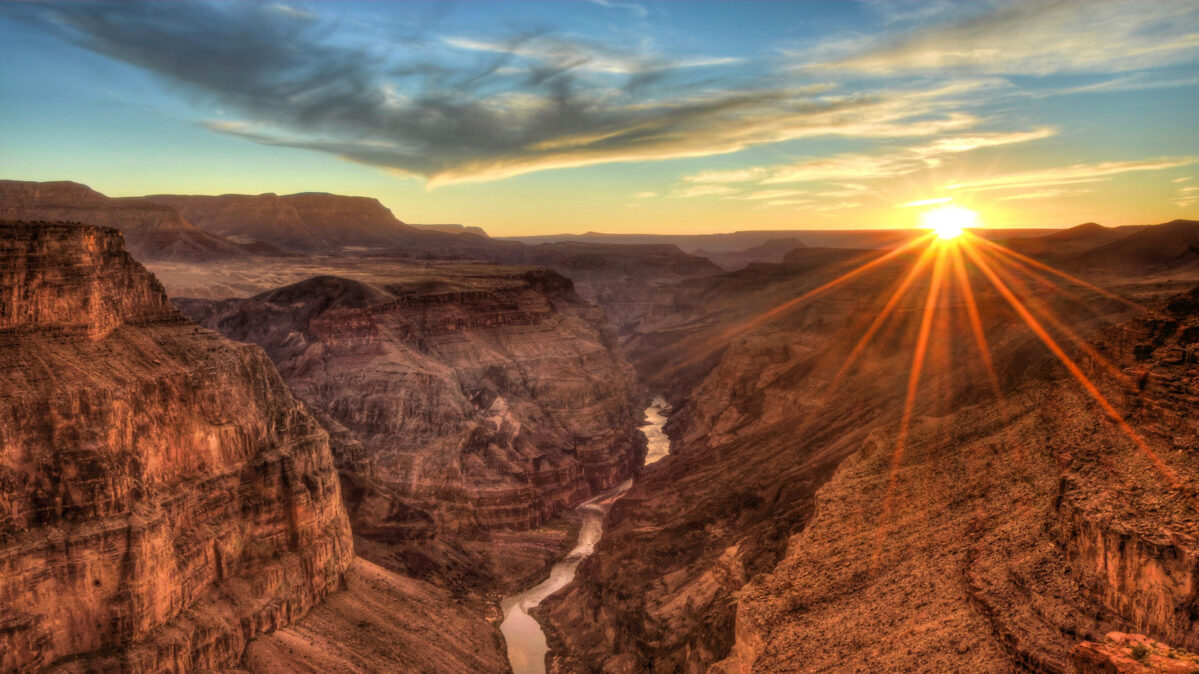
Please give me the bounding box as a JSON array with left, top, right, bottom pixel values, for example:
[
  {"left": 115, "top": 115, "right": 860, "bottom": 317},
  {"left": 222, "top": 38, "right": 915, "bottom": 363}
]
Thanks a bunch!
[{"left": 0, "top": 222, "right": 353, "bottom": 672}]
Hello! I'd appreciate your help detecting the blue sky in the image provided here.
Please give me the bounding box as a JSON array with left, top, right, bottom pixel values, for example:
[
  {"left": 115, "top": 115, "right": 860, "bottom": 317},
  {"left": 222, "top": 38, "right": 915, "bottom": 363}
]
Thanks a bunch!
[{"left": 1, "top": 0, "right": 1197, "bottom": 235}]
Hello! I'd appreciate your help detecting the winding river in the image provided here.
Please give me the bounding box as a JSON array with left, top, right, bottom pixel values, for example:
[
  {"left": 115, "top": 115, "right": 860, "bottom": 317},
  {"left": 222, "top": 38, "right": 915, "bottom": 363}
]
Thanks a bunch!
[{"left": 499, "top": 398, "right": 671, "bottom": 674}]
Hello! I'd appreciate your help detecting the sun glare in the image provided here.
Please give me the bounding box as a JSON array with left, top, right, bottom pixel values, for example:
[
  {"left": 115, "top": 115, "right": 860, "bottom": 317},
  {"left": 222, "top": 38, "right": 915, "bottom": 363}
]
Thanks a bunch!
[{"left": 921, "top": 206, "right": 978, "bottom": 240}]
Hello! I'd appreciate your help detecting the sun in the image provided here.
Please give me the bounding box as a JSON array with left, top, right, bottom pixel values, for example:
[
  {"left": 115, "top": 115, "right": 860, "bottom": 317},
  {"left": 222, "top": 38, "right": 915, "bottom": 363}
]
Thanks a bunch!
[{"left": 921, "top": 206, "right": 978, "bottom": 240}]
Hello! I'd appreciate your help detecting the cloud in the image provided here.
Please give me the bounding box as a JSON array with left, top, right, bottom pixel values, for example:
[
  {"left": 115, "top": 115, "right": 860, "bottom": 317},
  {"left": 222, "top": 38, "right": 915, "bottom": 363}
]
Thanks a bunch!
[
  {"left": 813, "top": 201, "right": 864, "bottom": 212},
  {"left": 811, "top": 1, "right": 1199, "bottom": 76},
  {"left": 683, "top": 168, "right": 769, "bottom": 184},
  {"left": 945, "top": 157, "right": 1197, "bottom": 193},
  {"left": 442, "top": 35, "right": 742, "bottom": 74},
  {"left": 758, "top": 127, "right": 1054, "bottom": 184},
  {"left": 583, "top": 0, "right": 649, "bottom": 19},
  {"left": 993, "top": 188, "right": 1091, "bottom": 202},
  {"left": 8, "top": 1, "right": 1038, "bottom": 187},
  {"left": 670, "top": 185, "right": 738, "bottom": 198},
  {"left": 633, "top": 191, "right": 657, "bottom": 198},
  {"left": 758, "top": 199, "right": 813, "bottom": 209},
  {"left": 897, "top": 197, "right": 952, "bottom": 208},
  {"left": 741, "top": 189, "right": 807, "bottom": 200},
  {"left": 1175, "top": 177, "right": 1194, "bottom": 183}
]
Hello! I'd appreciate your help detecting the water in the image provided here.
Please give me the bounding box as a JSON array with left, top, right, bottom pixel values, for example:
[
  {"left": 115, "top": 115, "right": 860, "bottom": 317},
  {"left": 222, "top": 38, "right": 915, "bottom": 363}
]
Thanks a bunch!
[
  {"left": 499, "top": 399, "right": 669, "bottom": 674},
  {"left": 641, "top": 396, "right": 672, "bottom": 465}
]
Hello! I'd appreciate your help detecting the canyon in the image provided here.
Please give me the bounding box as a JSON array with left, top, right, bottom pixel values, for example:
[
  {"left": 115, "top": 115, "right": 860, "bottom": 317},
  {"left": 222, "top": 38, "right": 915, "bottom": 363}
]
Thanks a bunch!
[
  {"left": 2, "top": 180, "right": 1198, "bottom": 673},
  {"left": 175, "top": 262, "right": 647, "bottom": 596}
]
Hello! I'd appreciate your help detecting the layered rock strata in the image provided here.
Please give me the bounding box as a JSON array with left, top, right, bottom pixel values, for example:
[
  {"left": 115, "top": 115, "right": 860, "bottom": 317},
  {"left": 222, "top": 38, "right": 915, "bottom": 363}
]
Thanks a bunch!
[
  {"left": 0, "top": 222, "right": 353, "bottom": 672},
  {"left": 177, "top": 264, "right": 644, "bottom": 590},
  {"left": 0, "top": 181, "right": 246, "bottom": 261}
]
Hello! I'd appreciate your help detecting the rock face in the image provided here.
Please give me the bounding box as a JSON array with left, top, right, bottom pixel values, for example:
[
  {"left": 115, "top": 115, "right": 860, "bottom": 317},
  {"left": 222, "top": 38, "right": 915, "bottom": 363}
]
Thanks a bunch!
[
  {"left": 243, "top": 558, "right": 509, "bottom": 673},
  {"left": 0, "top": 222, "right": 353, "bottom": 672},
  {"left": 149, "top": 192, "right": 518, "bottom": 260},
  {"left": 177, "top": 263, "right": 644, "bottom": 590},
  {"left": 149, "top": 192, "right": 415, "bottom": 251},
  {"left": 518, "top": 242, "right": 722, "bottom": 335},
  {"left": 0, "top": 181, "right": 246, "bottom": 261},
  {"left": 541, "top": 233, "right": 1199, "bottom": 672}
]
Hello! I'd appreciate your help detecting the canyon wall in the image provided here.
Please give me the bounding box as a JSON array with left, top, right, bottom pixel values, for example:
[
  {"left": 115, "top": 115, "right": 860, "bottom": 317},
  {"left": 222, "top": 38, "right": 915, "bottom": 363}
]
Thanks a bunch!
[
  {"left": 0, "top": 222, "right": 353, "bottom": 671},
  {"left": 177, "top": 263, "right": 645, "bottom": 592},
  {"left": 0, "top": 181, "right": 246, "bottom": 261},
  {"left": 541, "top": 242, "right": 1199, "bottom": 672}
]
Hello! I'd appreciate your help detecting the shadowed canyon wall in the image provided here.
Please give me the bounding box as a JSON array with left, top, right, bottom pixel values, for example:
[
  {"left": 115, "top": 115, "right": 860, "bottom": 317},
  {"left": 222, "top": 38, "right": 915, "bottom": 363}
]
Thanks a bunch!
[{"left": 177, "top": 264, "right": 646, "bottom": 593}]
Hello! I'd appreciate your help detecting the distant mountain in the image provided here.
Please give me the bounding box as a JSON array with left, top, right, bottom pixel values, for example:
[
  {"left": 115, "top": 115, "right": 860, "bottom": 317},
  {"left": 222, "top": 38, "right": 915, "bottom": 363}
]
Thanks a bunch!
[
  {"left": 148, "top": 192, "right": 520, "bottom": 260},
  {"left": 695, "top": 237, "right": 808, "bottom": 270},
  {"left": 503, "top": 228, "right": 1057, "bottom": 253},
  {"left": 0, "top": 180, "right": 246, "bottom": 261},
  {"left": 1077, "top": 219, "right": 1199, "bottom": 269},
  {"left": 150, "top": 192, "right": 414, "bottom": 251},
  {"left": 1001, "top": 221, "right": 1144, "bottom": 256},
  {"left": 410, "top": 223, "right": 490, "bottom": 237}
]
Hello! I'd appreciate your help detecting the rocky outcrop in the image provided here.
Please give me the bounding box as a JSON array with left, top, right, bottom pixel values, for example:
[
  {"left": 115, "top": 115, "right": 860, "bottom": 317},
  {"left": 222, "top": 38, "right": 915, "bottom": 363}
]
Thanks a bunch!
[
  {"left": 0, "top": 181, "right": 246, "bottom": 261},
  {"left": 1072, "top": 632, "right": 1199, "bottom": 673},
  {"left": 0, "top": 222, "right": 353, "bottom": 672},
  {"left": 177, "top": 264, "right": 644, "bottom": 591}
]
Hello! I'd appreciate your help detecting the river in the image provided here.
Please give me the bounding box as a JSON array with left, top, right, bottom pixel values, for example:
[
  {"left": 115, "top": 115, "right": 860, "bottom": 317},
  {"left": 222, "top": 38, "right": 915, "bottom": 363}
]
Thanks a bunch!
[{"left": 499, "top": 398, "right": 671, "bottom": 674}]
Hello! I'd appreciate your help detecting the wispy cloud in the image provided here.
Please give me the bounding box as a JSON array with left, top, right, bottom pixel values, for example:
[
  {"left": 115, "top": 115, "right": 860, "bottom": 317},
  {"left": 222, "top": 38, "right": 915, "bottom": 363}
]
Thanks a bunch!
[
  {"left": 442, "top": 35, "right": 742, "bottom": 74},
  {"left": 994, "top": 188, "right": 1092, "bottom": 202},
  {"left": 583, "top": 0, "right": 649, "bottom": 19},
  {"left": 633, "top": 191, "right": 657, "bottom": 198},
  {"left": 4, "top": 2, "right": 1052, "bottom": 188},
  {"left": 897, "top": 197, "right": 952, "bottom": 208},
  {"left": 808, "top": 1, "right": 1199, "bottom": 76},
  {"left": 945, "top": 157, "right": 1197, "bottom": 193},
  {"left": 671, "top": 185, "right": 738, "bottom": 198},
  {"left": 759, "top": 127, "right": 1054, "bottom": 184}
]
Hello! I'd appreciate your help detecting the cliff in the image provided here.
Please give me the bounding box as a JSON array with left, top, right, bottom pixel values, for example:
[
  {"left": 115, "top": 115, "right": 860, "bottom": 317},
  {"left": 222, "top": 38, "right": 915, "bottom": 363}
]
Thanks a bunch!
[
  {"left": 148, "top": 192, "right": 519, "bottom": 260},
  {"left": 0, "top": 222, "right": 353, "bottom": 671},
  {"left": 0, "top": 181, "right": 246, "bottom": 261},
  {"left": 176, "top": 263, "right": 645, "bottom": 592}
]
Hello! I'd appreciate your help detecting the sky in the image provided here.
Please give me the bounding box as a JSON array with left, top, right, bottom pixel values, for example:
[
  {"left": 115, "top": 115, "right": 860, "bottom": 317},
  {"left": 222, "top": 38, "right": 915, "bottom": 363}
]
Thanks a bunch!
[{"left": 1, "top": 0, "right": 1197, "bottom": 236}]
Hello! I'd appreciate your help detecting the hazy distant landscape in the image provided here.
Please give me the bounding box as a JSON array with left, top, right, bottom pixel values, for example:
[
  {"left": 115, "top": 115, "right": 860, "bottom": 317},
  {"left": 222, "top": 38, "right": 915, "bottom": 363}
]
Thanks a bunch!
[{"left": 2, "top": 2, "right": 1198, "bottom": 673}]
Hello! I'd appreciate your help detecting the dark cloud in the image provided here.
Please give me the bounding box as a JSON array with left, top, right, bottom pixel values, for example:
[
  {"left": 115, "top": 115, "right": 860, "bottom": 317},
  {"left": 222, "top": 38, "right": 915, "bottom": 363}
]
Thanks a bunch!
[{"left": 7, "top": 1, "right": 983, "bottom": 185}]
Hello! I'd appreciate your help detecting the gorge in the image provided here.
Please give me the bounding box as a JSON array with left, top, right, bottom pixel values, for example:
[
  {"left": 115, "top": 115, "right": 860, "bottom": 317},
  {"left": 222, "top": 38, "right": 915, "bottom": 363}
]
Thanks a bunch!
[
  {"left": 2, "top": 181, "right": 1199, "bottom": 673},
  {"left": 500, "top": 399, "right": 670, "bottom": 674}
]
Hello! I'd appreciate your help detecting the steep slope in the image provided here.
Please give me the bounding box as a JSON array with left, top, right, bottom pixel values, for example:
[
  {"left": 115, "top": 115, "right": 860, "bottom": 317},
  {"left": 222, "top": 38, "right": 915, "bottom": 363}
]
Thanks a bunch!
[
  {"left": 243, "top": 558, "right": 508, "bottom": 673},
  {"left": 540, "top": 241, "right": 1199, "bottom": 672},
  {"left": 0, "top": 222, "right": 353, "bottom": 672},
  {"left": 176, "top": 264, "right": 645, "bottom": 593},
  {"left": 0, "top": 180, "right": 245, "bottom": 261}
]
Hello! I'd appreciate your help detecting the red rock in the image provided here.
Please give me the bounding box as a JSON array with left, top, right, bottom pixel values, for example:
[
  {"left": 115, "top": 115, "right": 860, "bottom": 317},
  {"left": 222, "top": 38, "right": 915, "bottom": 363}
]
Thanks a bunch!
[{"left": 0, "top": 222, "right": 353, "bottom": 671}]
